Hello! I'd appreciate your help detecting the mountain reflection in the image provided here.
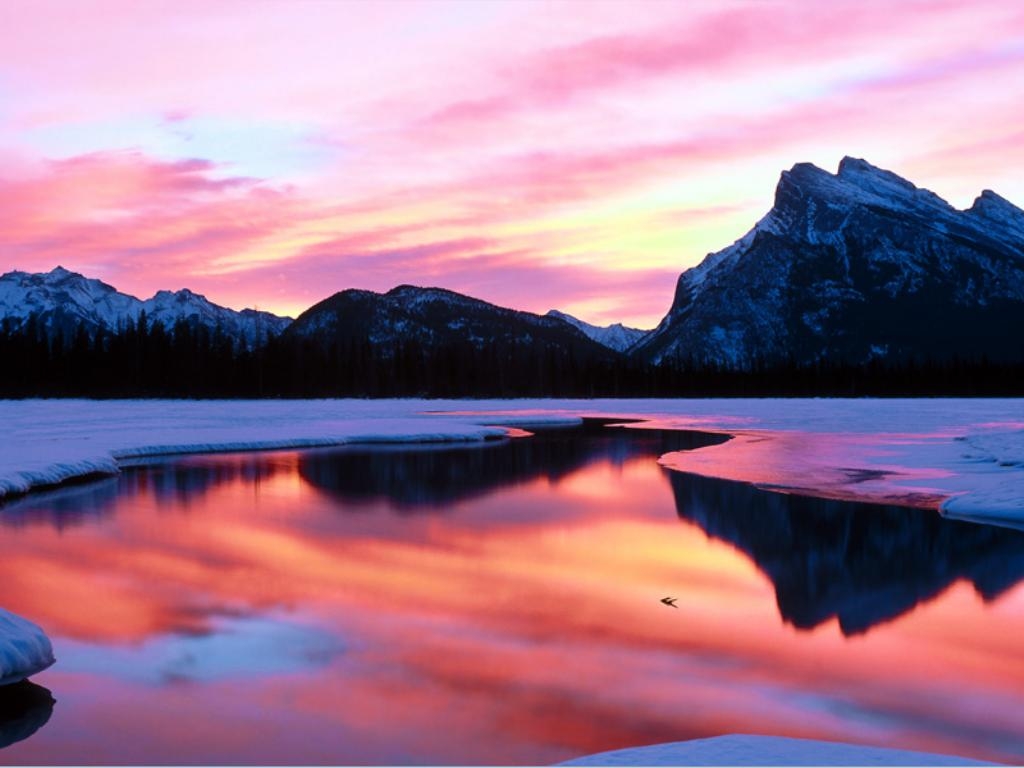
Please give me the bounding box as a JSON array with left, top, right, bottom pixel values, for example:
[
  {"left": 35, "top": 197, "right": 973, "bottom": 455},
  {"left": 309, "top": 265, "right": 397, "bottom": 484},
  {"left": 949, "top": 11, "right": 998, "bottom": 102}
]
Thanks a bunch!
[
  {"left": 0, "top": 681, "right": 55, "bottom": 751},
  {"left": 5, "top": 423, "right": 1024, "bottom": 640},
  {"left": 0, "top": 454, "right": 291, "bottom": 527},
  {"left": 297, "top": 421, "right": 726, "bottom": 511},
  {"left": 0, "top": 478, "right": 120, "bottom": 529},
  {"left": 3, "top": 425, "right": 1024, "bottom": 763},
  {"left": 668, "top": 470, "right": 1024, "bottom": 635}
]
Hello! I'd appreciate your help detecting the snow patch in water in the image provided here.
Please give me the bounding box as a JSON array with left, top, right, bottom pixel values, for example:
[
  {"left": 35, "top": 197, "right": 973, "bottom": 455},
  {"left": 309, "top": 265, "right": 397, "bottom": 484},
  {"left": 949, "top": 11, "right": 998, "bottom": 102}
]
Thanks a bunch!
[{"left": 559, "top": 734, "right": 998, "bottom": 766}]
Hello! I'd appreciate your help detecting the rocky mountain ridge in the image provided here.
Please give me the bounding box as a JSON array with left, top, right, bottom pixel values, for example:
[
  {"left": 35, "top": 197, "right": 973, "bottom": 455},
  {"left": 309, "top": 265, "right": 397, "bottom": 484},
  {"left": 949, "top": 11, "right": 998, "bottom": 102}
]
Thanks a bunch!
[
  {"left": 633, "top": 156, "right": 1024, "bottom": 367},
  {"left": 545, "top": 310, "right": 647, "bottom": 353},
  {"left": 0, "top": 266, "right": 291, "bottom": 349},
  {"left": 286, "top": 284, "right": 618, "bottom": 361}
]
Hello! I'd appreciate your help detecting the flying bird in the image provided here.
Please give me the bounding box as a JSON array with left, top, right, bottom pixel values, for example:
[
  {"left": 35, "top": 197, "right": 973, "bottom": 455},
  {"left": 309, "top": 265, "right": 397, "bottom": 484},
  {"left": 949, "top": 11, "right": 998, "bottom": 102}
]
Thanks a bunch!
[{"left": 660, "top": 597, "right": 678, "bottom": 608}]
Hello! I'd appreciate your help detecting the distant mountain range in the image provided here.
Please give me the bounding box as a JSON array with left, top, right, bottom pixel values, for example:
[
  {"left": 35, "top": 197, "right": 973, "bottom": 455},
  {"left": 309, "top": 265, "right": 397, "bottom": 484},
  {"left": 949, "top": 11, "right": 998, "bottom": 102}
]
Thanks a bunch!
[
  {"left": 4, "top": 156, "right": 1024, "bottom": 369},
  {"left": 285, "top": 285, "right": 622, "bottom": 367},
  {"left": 0, "top": 268, "right": 640, "bottom": 356},
  {"left": 544, "top": 310, "right": 646, "bottom": 353},
  {"left": 0, "top": 267, "right": 290, "bottom": 349}
]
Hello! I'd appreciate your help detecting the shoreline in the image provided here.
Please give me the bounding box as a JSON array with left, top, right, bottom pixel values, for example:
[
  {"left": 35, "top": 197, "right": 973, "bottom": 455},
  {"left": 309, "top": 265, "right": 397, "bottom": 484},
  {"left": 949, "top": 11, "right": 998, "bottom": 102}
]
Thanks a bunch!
[{"left": 3, "top": 398, "right": 1023, "bottom": 526}]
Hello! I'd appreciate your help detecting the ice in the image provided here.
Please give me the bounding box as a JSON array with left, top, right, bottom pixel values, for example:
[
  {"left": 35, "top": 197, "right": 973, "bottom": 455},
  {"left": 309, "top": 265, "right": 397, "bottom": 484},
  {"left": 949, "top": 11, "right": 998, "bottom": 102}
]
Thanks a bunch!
[
  {"left": 559, "top": 734, "right": 997, "bottom": 766},
  {"left": 2, "top": 399, "right": 1024, "bottom": 524},
  {"left": 0, "top": 609, "right": 55, "bottom": 686}
]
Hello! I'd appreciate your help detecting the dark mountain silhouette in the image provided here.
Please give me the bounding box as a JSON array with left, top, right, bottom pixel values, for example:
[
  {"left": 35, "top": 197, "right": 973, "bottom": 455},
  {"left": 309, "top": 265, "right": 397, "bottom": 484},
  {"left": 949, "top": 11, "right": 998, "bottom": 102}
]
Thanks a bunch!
[
  {"left": 275, "top": 285, "right": 643, "bottom": 396},
  {"left": 635, "top": 157, "right": 1024, "bottom": 367},
  {"left": 286, "top": 284, "right": 616, "bottom": 361}
]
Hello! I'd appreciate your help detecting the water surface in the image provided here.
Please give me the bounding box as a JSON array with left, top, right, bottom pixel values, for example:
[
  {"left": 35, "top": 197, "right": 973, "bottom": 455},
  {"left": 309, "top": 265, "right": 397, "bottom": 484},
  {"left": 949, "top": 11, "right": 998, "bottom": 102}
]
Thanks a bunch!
[{"left": 1, "top": 423, "right": 1023, "bottom": 764}]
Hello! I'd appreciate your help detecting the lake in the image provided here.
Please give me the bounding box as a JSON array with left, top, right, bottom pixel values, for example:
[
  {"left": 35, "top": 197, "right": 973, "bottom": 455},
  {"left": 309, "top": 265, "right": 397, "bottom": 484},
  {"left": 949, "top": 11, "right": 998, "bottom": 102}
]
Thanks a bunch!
[{"left": 1, "top": 421, "right": 1023, "bottom": 764}]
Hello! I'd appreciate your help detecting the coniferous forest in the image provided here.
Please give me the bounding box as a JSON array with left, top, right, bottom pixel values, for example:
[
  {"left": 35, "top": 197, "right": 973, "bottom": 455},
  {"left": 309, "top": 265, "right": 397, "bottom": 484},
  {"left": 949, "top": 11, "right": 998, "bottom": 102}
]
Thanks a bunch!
[{"left": 2, "top": 314, "right": 1023, "bottom": 398}]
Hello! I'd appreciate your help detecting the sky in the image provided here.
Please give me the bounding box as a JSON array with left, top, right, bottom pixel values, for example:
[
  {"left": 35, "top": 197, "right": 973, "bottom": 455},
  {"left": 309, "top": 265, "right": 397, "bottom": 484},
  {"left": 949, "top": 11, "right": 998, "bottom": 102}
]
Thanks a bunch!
[{"left": 1, "top": 0, "right": 1023, "bottom": 327}]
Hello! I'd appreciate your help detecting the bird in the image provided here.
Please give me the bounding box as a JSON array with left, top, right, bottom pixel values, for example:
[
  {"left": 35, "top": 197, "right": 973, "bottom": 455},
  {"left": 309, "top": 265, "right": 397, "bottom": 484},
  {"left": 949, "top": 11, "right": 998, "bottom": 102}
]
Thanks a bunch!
[{"left": 660, "top": 597, "right": 678, "bottom": 608}]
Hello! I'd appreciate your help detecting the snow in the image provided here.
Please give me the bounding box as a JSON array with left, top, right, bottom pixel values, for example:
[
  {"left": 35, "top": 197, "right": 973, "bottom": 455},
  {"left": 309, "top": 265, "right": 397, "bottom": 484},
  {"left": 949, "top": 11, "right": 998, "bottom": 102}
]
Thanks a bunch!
[
  {"left": 0, "top": 608, "right": 55, "bottom": 686},
  {"left": 0, "top": 266, "right": 290, "bottom": 347},
  {"left": 559, "top": 735, "right": 998, "bottom": 766},
  {"left": 0, "top": 400, "right": 524, "bottom": 499},
  {"left": 546, "top": 310, "right": 648, "bottom": 353},
  {"left": 636, "top": 157, "right": 1024, "bottom": 366},
  {"left": 2, "top": 399, "right": 1024, "bottom": 525},
  {"left": 967, "top": 190, "right": 1024, "bottom": 246}
]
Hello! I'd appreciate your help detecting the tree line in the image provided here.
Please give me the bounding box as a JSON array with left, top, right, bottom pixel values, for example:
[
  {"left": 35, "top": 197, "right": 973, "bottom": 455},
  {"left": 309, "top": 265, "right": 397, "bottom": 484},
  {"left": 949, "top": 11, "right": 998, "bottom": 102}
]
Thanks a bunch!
[{"left": 1, "top": 314, "right": 1022, "bottom": 398}]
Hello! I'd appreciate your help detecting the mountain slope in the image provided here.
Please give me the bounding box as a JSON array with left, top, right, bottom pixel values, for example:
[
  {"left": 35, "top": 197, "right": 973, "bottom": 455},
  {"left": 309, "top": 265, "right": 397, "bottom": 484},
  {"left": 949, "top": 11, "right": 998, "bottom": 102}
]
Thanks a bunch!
[
  {"left": 0, "top": 267, "right": 291, "bottom": 348},
  {"left": 545, "top": 310, "right": 647, "bottom": 353},
  {"left": 634, "top": 157, "right": 1024, "bottom": 367},
  {"left": 287, "top": 285, "right": 617, "bottom": 360}
]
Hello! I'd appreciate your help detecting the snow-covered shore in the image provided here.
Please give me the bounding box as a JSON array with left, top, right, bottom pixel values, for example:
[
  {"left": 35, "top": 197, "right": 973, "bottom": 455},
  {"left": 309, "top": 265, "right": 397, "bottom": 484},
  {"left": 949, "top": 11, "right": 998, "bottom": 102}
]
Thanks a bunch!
[
  {"left": 560, "top": 735, "right": 998, "bottom": 766},
  {"left": 0, "top": 609, "right": 54, "bottom": 686},
  {"left": 0, "top": 399, "right": 580, "bottom": 499},
  {"left": 2, "top": 398, "right": 1023, "bottom": 525}
]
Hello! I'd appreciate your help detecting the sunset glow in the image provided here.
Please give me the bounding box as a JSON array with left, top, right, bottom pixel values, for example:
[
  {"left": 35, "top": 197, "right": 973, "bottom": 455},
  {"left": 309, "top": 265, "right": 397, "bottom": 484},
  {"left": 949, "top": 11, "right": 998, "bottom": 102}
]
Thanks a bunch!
[{"left": 1, "top": 1, "right": 1023, "bottom": 325}]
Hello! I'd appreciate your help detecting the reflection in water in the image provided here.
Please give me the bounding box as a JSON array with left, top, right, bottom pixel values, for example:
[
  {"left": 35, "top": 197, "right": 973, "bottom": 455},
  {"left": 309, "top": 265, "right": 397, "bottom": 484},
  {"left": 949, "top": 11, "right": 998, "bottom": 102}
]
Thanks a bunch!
[
  {"left": 0, "top": 479, "right": 121, "bottom": 529},
  {"left": 57, "top": 614, "right": 344, "bottom": 686},
  {"left": 0, "top": 425, "right": 1023, "bottom": 764},
  {"left": 298, "top": 422, "right": 725, "bottom": 510},
  {"left": 0, "top": 682, "right": 55, "bottom": 750},
  {"left": 0, "top": 455, "right": 292, "bottom": 527},
  {"left": 669, "top": 471, "right": 1024, "bottom": 635}
]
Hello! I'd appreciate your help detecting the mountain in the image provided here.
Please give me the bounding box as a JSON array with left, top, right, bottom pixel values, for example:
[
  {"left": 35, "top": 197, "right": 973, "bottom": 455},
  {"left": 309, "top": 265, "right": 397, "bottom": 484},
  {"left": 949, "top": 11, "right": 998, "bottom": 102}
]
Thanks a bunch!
[
  {"left": 287, "top": 284, "right": 617, "bottom": 360},
  {"left": 545, "top": 310, "right": 647, "bottom": 353},
  {"left": 280, "top": 285, "right": 630, "bottom": 396},
  {"left": 0, "top": 266, "right": 291, "bottom": 349},
  {"left": 634, "top": 157, "right": 1024, "bottom": 367}
]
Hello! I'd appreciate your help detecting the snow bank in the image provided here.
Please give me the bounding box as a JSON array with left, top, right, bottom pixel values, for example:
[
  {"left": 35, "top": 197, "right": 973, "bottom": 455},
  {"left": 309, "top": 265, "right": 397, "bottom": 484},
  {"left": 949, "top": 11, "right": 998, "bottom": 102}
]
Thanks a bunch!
[
  {"left": 559, "top": 734, "right": 998, "bottom": 766},
  {"left": 938, "top": 430, "right": 1024, "bottom": 527},
  {"left": 0, "top": 400, "right": 525, "bottom": 500},
  {"left": 0, "top": 609, "right": 55, "bottom": 686}
]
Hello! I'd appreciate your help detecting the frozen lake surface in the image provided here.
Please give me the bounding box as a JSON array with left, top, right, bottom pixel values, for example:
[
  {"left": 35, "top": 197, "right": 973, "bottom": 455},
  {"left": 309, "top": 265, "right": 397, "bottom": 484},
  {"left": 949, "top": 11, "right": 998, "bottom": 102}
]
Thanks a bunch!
[{"left": 1, "top": 418, "right": 1023, "bottom": 764}]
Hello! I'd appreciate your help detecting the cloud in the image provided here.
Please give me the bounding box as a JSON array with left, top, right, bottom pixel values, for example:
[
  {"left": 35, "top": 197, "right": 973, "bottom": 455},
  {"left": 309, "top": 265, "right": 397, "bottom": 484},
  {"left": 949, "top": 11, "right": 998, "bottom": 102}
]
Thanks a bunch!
[
  {"left": 3, "top": 0, "right": 1024, "bottom": 324},
  {"left": 229, "top": 233, "right": 678, "bottom": 326},
  {"left": 0, "top": 150, "right": 303, "bottom": 293}
]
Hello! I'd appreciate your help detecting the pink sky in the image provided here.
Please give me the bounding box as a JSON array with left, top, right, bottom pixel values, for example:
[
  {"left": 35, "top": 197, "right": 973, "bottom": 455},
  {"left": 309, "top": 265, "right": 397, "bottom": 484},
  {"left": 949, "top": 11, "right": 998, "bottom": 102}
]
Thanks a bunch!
[{"left": 1, "top": 0, "right": 1023, "bottom": 326}]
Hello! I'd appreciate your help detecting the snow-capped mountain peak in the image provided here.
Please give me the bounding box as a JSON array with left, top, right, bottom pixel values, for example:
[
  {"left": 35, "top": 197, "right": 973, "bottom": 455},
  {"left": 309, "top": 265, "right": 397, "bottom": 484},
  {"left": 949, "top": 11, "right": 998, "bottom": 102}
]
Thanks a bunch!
[
  {"left": 0, "top": 267, "right": 291, "bottom": 348},
  {"left": 545, "top": 310, "right": 648, "bottom": 353},
  {"left": 634, "top": 157, "right": 1024, "bottom": 367},
  {"left": 967, "top": 189, "right": 1024, "bottom": 243}
]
